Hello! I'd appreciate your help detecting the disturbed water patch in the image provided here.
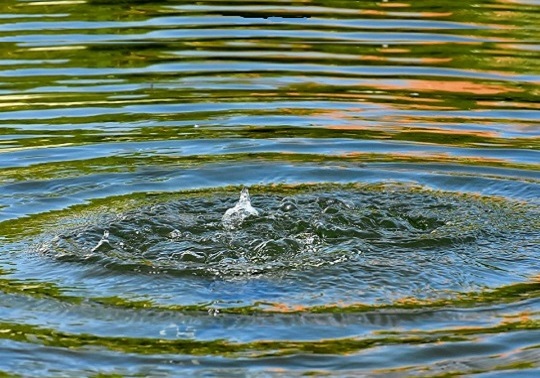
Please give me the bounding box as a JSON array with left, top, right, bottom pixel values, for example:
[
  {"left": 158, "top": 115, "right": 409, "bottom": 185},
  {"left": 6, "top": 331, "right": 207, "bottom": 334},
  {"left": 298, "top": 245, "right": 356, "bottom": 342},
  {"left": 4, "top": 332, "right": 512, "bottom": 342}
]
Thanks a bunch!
[{"left": 35, "top": 183, "right": 539, "bottom": 291}]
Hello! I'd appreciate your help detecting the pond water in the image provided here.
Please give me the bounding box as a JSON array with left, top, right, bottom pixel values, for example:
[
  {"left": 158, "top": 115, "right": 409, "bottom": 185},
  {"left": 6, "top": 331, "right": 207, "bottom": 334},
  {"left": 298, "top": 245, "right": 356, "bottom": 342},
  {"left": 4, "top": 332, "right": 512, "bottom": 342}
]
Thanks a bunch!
[{"left": 1, "top": 0, "right": 539, "bottom": 376}]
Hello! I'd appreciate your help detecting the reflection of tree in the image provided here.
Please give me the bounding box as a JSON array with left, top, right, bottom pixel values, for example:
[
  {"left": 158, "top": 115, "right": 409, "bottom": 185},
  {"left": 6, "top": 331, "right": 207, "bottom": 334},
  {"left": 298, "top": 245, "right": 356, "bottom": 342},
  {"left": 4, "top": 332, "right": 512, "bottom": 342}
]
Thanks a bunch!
[{"left": 0, "top": 0, "right": 538, "bottom": 130}]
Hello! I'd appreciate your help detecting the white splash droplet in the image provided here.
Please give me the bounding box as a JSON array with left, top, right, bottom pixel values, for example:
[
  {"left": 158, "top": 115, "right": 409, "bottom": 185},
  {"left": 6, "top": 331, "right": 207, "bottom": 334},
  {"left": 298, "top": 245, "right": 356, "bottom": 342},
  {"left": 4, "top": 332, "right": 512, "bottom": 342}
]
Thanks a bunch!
[
  {"left": 90, "top": 230, "right": 111, "bottom": 253},
  {"left": 222, "top": 188, "right": 259, "bottom": 229}
]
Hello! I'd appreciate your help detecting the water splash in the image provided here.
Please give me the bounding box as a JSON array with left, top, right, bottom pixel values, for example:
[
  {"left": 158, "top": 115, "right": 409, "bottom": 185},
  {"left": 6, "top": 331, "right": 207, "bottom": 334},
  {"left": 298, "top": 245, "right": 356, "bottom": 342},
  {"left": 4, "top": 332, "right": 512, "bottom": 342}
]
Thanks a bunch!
[
  {"left": 90, "top": 230, "right": 111, "bottom": 253},
  {"left": 222, "top": 188, "right": 259, "bottom": 230},
  {"left": 33, "top": 183, "right": 540, "bottom": 288}
]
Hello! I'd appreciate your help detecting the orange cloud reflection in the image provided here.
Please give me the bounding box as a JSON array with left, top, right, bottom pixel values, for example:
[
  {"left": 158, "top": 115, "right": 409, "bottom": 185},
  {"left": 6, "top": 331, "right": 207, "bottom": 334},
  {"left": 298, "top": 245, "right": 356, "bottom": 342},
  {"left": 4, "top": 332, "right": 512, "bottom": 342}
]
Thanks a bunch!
[
  {"left": 377, "top": 79, "right": 521, "bottom": 95},
  {"left": 378, "top": 2, "right": 410, "bottom": 7}
]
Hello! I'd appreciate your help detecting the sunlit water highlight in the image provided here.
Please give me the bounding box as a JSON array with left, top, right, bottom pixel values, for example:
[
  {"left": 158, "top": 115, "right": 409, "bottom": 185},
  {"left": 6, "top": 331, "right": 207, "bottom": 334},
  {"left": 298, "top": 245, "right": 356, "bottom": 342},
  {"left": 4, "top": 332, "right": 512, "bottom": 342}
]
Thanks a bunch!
[{"left": 0, "top": 0, "right": 539, "bottom": 376}]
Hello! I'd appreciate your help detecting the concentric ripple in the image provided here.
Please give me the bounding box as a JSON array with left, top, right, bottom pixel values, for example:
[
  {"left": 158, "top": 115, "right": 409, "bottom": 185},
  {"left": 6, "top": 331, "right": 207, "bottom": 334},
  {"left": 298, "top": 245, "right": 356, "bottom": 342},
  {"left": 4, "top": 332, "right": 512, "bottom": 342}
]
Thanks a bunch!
[
  {"left": 34, "top": 183, "right": 540, "bottom": 301},
  {"left": 1, "top": 0, "right": 540, "bottom": 375}
]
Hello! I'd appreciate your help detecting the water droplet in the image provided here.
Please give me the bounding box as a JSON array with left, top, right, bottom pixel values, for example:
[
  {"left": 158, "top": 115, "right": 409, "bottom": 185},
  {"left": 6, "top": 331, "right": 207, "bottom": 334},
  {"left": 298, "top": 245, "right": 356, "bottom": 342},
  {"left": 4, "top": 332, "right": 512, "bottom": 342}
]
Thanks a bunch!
[
  {"left": 280, "top": 197, "right": 298, "bottom": 212},
  {"left": 169, "top": 229, "right": 182, "bottom": 239}
]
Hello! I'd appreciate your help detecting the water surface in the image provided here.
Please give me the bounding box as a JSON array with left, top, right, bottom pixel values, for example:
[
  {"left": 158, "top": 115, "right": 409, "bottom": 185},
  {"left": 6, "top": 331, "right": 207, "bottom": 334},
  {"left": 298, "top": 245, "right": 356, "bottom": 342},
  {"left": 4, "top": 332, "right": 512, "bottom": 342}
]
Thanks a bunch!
[{"left": 0, "top": 0, "right": 539, "bottom": 376}]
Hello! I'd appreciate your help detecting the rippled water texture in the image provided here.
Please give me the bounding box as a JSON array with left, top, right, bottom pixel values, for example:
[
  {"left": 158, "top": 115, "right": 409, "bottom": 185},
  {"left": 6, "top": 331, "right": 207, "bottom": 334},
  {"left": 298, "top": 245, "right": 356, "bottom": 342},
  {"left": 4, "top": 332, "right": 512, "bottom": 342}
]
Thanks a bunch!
[{"left": 1, "top": 0, "right": 539, "bottom": 376}]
